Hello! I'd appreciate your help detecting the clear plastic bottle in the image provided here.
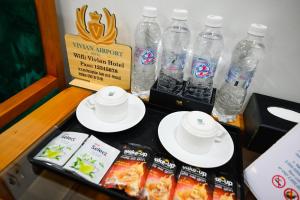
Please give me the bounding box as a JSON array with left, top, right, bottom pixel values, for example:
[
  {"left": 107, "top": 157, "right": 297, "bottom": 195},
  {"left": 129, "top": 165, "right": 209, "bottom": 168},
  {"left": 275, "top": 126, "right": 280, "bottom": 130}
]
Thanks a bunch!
[
  {"left": 212, "top": 24, "right": 267, "bottom": 122},
  {"left": 157, "top": 9, "right": 191, "bottom": 95},
  {"left": 184, "top": 15, "right": 224, "bottom": 102},
  {"left": 131, "top": 6, "right": 161, "bottom": 98}
]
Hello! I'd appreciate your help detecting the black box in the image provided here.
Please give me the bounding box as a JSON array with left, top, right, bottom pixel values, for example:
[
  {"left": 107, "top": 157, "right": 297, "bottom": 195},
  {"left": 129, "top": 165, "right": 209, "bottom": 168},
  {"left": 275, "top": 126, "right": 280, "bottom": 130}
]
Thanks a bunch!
[
  {"left": 243, "top": 93, "right": 300, "bottom": 153},
  {"left": 149, "top": 81, "right": 216, "bottom": 114}
]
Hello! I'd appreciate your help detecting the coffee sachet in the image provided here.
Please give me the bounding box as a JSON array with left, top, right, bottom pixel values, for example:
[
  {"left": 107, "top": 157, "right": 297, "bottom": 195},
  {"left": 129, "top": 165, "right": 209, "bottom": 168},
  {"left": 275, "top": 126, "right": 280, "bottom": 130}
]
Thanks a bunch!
[
  {"left": 213, "top": 174, "right": 236, "bottom": 200},
  {"left": 141, "top": 156, "right": 177, "bottom": 200},
  {"left": 101, "top": 143, "right": 152, "bottom": 197},
  {"left": 174, "top": 165, "right": 212, "bottom": 200}
]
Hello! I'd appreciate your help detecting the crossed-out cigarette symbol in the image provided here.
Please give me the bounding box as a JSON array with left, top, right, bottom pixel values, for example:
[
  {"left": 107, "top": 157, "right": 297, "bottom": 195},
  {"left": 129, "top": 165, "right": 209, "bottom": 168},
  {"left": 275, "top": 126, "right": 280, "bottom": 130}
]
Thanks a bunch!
[{"left": 272, "top": 175, "right": 286, "bottom": 189}]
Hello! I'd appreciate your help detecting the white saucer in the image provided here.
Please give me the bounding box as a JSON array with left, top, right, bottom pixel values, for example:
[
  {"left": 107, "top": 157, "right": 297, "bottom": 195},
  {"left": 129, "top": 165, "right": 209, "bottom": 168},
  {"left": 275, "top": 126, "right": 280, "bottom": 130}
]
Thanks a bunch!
[
  {"left": 158, "top": 111, "right": 234, "bottom": 168},
  {"left": 76, "top": 94, "right": 146, "bottom": 133}
]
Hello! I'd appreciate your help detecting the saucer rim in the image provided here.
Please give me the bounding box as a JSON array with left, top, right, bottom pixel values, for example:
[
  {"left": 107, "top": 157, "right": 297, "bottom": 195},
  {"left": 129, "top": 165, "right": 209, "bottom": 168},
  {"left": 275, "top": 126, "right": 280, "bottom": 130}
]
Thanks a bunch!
[
  {"left": 76, "top": 93, "right": 146, "bottom": 133},
  {"left": 158, "top": 111, "right": 234, "bottom": 168}
]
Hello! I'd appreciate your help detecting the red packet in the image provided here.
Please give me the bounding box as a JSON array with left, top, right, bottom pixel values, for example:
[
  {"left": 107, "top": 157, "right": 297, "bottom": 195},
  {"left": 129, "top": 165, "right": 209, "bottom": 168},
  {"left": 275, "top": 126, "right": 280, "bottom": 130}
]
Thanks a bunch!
[
  {"left": 213, "top": 175, "right": 236, "bottom": 200},
  {"left": 174, "top": 165, "right": 212, "bottom": 200},
  {"left": 141, "top": 156, "right": 177, "bottom": 200},
  {"left": 101, "top": 144, "right": 152, "bottom": 197}
]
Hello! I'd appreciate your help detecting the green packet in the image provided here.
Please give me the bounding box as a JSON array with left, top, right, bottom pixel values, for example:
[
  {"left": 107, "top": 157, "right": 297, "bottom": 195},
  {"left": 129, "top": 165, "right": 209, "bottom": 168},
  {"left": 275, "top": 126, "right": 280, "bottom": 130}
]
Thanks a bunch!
[
  {"left": 34, "top": 131, "right": 89, "bottom": 166},
  {"left": 63, "top": 135, "right": 120, "bottom": 184}
]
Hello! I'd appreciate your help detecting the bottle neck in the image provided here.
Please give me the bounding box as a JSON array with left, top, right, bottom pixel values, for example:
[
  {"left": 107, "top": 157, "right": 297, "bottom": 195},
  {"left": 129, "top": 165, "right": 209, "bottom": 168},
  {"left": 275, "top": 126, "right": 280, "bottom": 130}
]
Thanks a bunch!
[
  {"left": 142, "top": 16, "right": 157, "bottom": 23},
  {"left": 245, "top": 33, "right": 264, "bottom": 43},
  {"left": 202, "top": 25, "right": 222, "bottom": 34},
  {"left": 170, "top": 18, "right": 189, "bottom": 28}
]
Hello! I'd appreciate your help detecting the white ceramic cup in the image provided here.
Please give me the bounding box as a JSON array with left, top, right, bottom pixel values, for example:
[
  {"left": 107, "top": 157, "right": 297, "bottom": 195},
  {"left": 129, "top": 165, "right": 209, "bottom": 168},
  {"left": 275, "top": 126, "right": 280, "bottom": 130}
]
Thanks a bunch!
[
  {"left": 176, "top": 111, "right": 226, "bottom": 154},
  {"left": 86, "top": 86, "right": 128, "bottom": 122}
]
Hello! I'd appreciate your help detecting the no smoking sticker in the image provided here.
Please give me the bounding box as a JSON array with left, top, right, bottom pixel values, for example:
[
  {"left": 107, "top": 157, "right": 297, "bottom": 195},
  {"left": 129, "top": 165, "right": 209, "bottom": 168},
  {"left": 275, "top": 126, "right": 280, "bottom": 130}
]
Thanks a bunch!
[
  {"left": 272, "top": 175, "right": 286, "bottom": 188},
  {"left": 284, "top": 188, "right": 299, "bottom": 200}
]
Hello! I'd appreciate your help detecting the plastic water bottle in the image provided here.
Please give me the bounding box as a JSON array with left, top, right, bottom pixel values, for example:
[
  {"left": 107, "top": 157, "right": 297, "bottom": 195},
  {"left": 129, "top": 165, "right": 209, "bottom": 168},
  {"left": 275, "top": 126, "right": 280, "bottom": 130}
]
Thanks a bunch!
[
  {"left": 212, "top": 24, "right": 267, "bottom": 122},
  {"left": 131, "top": 7, "right": 161, "bottom": 98},
  {"left": 184, "top": 15, "right": 224, "bottom": 103},
  {"left": 157, "top": 9, "right": 191, "bottom": 94}
]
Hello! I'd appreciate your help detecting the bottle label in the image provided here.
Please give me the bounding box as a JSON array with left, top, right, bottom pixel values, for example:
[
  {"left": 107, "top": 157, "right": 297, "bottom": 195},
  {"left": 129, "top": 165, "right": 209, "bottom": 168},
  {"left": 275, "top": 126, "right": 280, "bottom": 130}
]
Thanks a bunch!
[
  {"left": 226, "top": 66, "right": 255, "bottom": 89},
  {"left": 162, "top": 51, "right": 186, "bottom": 72},
  {"left": 191, "top": 57, "right": 212, "bottom": 79},
  {"left": 135, "top": 47, "right": 157, "bottom": 66}
]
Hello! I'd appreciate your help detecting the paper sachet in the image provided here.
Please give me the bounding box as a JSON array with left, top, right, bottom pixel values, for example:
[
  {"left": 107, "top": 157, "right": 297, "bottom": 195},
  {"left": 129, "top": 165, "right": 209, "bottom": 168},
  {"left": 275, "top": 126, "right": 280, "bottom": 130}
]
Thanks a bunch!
[
  {"left": 141, "top": 156, "right": 177, "bottom": 200},
  {"left": 174, "top": 165, "right": 212, "bottom": 200},
  {"left": 34, "top": 131, "right": 88, "bottom": 166},
  {"left": 63, "top": 135, "right": 120, "bottom": 184}
]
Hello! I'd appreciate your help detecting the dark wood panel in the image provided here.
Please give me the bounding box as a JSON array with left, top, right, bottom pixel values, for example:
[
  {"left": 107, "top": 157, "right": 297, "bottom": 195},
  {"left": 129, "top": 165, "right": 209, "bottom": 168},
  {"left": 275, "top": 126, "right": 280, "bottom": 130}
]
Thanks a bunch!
[
  {"left": 35, "top": 0, "right": 66, "bottom": 89},
  {"left": 0, "top": 75, "right": 58, "bottom": 128}
]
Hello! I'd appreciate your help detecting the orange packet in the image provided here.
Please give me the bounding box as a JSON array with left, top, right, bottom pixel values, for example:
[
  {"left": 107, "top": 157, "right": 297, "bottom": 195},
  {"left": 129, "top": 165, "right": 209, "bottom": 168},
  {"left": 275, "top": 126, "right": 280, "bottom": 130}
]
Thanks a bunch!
[
  {"left": 140, "top": 156, "right": 177, "bottom": 200},
  {"left": 213, "top": 175, "right": 236, "bottom": 200},
  {"left": 174, "top": 165, "right": 213, "bottom": 200},
  {"left": 100, "top": 144, "right": 152, "bottom": 197}
]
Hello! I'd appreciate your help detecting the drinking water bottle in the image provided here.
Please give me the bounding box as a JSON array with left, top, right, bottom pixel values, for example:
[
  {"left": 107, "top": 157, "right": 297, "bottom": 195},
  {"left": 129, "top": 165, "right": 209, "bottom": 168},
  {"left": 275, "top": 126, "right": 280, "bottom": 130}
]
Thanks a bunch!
[
  {"left": 131, "top": 6, "right": 161, "bottom": 98},
  {"left": 184, "top": 15, "right": 224, "bottom": 103},
  {"left": 212, "top": 24, "right": 267, "bottom": 122},
  {"left": 157, "top": 9, "right": 191, "bottom": 95}
]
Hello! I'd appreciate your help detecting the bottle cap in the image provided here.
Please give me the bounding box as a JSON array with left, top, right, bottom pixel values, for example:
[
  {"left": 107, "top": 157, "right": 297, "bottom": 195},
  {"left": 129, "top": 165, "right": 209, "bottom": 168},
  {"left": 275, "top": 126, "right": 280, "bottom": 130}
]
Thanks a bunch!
[
  {"left": 172, "top": 9, "right": 188, "bottom": 20},
  {"left": 205, "top": 15, "right": 223, "bottom": 27},
  {"left": 248, "top": 23, "right": 267, "bottom": 37},
  {"left": 142, "top": 6, "right": 157, "bottom": 18}
]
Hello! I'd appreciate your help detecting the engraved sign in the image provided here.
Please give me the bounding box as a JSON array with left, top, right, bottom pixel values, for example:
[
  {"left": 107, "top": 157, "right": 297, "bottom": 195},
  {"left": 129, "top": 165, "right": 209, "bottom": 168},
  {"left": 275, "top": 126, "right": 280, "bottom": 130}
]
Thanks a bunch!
[{"left": 65, "top": 5, "right": 131, "bottom": 90}]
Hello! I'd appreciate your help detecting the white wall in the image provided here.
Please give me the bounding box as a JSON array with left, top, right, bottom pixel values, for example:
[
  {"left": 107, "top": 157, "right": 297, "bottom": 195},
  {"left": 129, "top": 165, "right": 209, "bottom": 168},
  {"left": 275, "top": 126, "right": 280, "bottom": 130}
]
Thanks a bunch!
[{"left": 55, "top": 0, "right": 300, "bottom": 104}]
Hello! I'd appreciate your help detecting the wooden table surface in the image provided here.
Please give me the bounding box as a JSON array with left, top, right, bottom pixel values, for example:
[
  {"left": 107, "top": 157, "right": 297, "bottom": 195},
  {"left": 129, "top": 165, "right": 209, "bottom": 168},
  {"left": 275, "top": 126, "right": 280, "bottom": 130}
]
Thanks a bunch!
[{"left": 0, "top": 87, "right": 92, "bottom": 172}]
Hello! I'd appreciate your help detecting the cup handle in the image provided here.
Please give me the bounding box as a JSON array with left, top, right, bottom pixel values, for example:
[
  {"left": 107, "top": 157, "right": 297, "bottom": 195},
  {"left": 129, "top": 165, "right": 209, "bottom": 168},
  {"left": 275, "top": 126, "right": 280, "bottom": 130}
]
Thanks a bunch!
[
  {"left": 86, "top": 95, "right": 96, "bottom": 110},
  {"left": 214, "top": 124, "right": 226, "bottom": 143}
]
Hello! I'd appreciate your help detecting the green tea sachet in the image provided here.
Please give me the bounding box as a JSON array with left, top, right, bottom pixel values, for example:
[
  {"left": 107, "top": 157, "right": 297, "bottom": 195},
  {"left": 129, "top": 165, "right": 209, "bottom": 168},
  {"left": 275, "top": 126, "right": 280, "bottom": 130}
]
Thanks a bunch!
[
  {"left": 63, "top": 135, "right": 120, "bottom": 184},
  {"left": 34, "top": 131, "right": 88, "bottom": 166}
]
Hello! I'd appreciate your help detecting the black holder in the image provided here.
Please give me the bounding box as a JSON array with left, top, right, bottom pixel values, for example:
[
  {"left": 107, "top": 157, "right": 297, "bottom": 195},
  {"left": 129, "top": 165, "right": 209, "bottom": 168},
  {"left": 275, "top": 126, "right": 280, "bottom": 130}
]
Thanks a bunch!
[
  {"left": 243, "top": 93, "right": 300, "bottom": 153},
  {"left": 149, "top": 81, "right": 216, "bottom": 114},
  {"left": 28, "top": 103, "right": 244, "bottom": 200}
]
